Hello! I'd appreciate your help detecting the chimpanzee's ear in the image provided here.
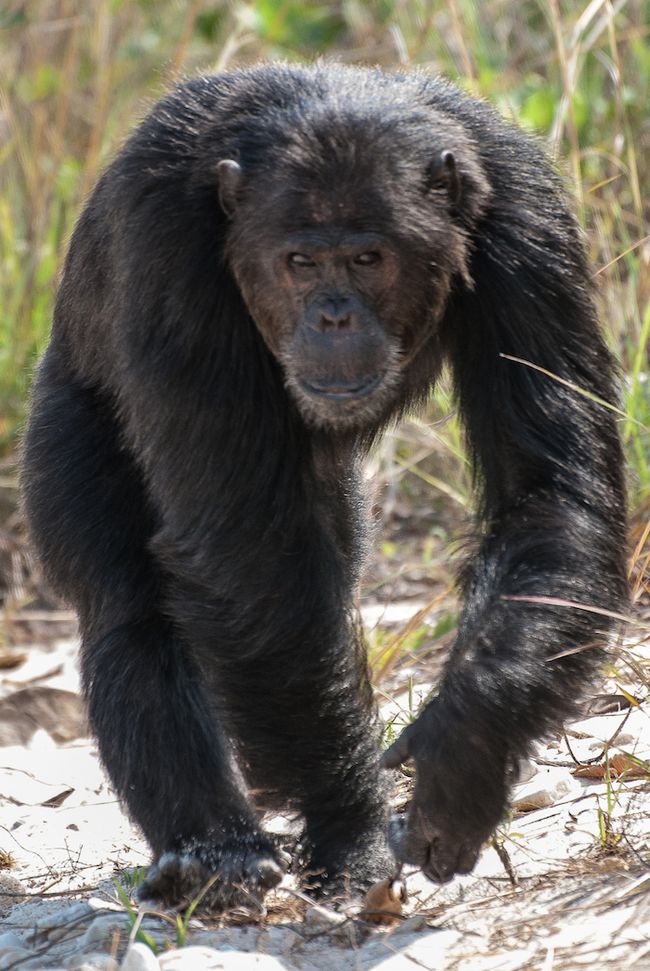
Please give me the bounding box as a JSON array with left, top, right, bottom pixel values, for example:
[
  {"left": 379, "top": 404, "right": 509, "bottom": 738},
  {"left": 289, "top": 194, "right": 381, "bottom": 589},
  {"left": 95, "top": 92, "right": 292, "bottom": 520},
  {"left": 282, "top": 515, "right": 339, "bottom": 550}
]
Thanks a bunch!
[
  {"left": 425, "top": 150, "right": 461, "bottom": 205},
  {"left": 216, "top": 159, "right": 243, "bottom": 217}
]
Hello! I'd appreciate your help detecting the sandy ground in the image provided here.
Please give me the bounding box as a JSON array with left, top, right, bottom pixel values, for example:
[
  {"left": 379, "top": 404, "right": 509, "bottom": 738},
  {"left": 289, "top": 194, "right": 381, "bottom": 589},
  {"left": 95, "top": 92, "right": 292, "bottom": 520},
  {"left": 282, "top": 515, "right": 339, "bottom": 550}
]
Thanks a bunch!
[{"left": 1, "top": 619, "right": 650, "bottom": 970}]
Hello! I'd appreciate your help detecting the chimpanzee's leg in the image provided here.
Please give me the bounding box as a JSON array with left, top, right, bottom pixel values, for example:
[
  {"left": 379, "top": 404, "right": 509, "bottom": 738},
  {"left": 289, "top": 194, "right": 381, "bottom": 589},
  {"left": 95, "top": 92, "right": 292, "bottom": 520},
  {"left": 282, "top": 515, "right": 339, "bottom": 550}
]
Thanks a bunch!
[
  {"left": 22, "top": 347, "right": 286, "bottom": 909},
  {"left": 163, "top": 539, "right": 394, "bottom": 898},
  {"left": 272, "top": 635, "right": 394, "bottom": 897}
]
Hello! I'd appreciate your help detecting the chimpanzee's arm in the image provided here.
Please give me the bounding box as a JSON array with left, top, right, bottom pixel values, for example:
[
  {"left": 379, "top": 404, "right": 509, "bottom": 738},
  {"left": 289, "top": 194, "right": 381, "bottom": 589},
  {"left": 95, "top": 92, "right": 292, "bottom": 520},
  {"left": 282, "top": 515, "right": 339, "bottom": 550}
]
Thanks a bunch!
[{"left": 384, "top": 130, "right": 627, "bottom": 882}]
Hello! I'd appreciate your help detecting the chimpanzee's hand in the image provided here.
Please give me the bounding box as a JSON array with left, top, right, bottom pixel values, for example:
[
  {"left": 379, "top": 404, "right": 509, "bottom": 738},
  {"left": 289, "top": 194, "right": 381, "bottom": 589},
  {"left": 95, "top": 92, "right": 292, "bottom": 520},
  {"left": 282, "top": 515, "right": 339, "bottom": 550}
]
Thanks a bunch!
[{"left": 382, "top": 697, "right": 508, "bottom": 883}]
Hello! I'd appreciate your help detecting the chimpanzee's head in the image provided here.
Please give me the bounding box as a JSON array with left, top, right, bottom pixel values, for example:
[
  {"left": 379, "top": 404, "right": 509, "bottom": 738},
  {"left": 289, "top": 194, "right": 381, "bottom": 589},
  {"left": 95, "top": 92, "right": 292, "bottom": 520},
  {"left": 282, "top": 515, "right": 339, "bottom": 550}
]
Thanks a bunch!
[{"left": 216, "top": 108, "right": 490, "bottom": 430}]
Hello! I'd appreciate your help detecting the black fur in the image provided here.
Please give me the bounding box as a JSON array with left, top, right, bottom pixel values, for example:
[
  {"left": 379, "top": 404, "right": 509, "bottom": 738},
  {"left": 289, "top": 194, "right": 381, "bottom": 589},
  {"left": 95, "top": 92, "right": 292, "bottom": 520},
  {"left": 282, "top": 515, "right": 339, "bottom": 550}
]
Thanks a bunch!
[{"left": 21, "top": 63, "right": 627, "bottom": 906}]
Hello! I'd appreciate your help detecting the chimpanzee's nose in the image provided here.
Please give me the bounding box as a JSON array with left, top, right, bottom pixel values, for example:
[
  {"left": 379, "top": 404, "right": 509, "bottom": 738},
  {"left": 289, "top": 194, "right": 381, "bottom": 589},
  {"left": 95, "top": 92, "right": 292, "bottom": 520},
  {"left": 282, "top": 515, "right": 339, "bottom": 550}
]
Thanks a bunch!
[
  {"left": 315, "top": 295, "right": 359, "bottom": 332},
  {"left": 319, "top": 309, "right": 352, "bottom": 331}
]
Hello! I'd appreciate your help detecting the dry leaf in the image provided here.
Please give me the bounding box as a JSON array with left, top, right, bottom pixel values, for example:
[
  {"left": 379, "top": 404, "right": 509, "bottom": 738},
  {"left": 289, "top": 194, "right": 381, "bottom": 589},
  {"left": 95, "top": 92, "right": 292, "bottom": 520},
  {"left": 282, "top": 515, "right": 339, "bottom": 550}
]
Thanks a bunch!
[
  {"left": 0, "top": 652, "right": 27, "bottom": 670},
  {"left": 573, "top": 753, "right": 650, "bottom": 780},
  {"left": 0, "top": 767, "right": 75, "bottom": 807},
  {"left": 359, "top": 877, "right": 406, "bottom": 925}
]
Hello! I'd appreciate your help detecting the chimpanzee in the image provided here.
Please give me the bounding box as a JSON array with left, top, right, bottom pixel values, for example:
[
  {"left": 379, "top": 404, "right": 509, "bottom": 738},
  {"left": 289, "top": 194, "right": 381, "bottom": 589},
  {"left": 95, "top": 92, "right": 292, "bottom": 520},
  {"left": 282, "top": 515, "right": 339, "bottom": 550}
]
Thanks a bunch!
[{"left": 22, "top": 62, "right": 627, "bottom": 909}]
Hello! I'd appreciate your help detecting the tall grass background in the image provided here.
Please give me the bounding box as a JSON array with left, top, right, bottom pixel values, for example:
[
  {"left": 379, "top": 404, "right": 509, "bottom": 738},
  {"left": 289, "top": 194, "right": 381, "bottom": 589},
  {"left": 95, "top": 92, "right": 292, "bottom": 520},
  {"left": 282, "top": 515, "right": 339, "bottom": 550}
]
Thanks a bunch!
[{"left": 0, "top": 0, "right": 648, "bottom": 598}]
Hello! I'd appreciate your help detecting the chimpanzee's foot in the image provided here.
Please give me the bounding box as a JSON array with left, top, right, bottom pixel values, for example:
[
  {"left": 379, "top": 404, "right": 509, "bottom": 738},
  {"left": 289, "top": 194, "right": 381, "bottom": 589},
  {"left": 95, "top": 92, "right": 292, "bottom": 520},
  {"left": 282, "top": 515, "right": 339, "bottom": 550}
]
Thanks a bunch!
[
  {"left": 302, "top": 828, "right": 397, "bottom": 903},
  {"left": 138, "top": 833, "right": 287, "bottom": 913}
]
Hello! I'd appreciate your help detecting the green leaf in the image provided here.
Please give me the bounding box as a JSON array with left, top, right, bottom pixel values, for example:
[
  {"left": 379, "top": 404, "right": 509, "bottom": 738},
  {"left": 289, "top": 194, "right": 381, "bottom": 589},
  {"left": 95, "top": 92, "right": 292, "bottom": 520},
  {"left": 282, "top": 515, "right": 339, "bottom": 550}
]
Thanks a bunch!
[{"left": 520, "top": 89, "right": 555, "bottom": 132}]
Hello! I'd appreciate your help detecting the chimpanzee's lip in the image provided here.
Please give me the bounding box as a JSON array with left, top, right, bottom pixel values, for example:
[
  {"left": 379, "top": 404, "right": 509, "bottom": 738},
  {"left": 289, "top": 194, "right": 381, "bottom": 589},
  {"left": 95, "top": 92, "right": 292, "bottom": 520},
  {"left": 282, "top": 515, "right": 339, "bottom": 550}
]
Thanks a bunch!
[{"left": 300, "top": 374, "right": 382, "bottom": 400}]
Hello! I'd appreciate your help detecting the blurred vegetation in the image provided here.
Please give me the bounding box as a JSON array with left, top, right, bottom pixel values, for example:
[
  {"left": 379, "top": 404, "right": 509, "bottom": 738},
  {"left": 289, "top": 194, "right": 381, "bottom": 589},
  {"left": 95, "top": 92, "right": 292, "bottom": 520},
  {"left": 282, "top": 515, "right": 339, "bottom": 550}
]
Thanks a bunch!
[{"left": 0, "top": 0, "right": 648, "bottom": 536}]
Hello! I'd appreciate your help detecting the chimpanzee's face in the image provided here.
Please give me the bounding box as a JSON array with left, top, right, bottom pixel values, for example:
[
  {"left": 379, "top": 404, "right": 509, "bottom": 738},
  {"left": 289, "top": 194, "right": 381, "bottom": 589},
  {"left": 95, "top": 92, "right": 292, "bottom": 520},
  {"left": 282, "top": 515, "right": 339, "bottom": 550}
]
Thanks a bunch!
[
  {"left": 259, "top": 227, "right": 409, "bottom": 430},
  {"left": 217, "top": 153, "right": 469, "bottom": 431}
]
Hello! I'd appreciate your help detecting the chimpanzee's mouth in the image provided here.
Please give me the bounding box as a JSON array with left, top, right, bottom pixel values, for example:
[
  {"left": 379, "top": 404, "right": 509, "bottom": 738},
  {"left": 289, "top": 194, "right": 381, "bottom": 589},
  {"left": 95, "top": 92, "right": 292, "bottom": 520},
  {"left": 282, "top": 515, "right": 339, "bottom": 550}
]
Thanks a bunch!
[{"left": 299, "top": 374, "right": 382, "bottom": 400}]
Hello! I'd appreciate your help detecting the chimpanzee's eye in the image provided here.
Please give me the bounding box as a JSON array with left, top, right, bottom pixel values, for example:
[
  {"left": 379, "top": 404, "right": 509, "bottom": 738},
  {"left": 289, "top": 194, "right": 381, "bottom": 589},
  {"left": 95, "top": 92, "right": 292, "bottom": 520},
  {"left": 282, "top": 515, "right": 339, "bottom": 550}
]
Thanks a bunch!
[
  {"left": 288, "top": 253, "right": 316, "bottom": 268},
  {"left": 353, "top": 252, "right": 382, "bottom": 266}
]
